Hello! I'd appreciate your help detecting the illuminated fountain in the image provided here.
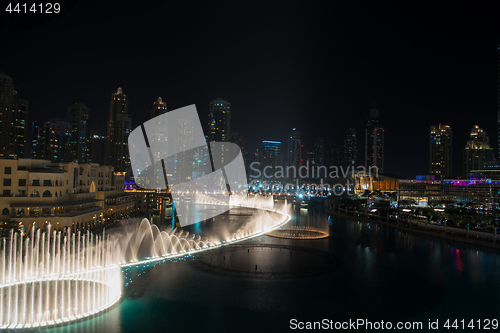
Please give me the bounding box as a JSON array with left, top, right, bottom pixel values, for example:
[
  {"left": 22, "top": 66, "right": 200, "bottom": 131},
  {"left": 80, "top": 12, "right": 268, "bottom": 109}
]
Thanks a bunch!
[
  {"left": 114, "top": 218, "right": 214, "bottom": 263},
  {"left": 117, "top": 196, "right": 291, "bottom": 266},
  {"left": 0, "top": 227, "right": 122, "bottom": 329},
  {"left": 267, "top": 208, "right": 329, "bottom": 240},
  {"left": 0, "top": 195, "right": 292, "bottom": 329}
]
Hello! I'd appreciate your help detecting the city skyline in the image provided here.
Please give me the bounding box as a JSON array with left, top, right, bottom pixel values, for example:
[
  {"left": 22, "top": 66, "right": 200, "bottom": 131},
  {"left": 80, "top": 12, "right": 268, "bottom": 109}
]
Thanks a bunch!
[
  {"left": 3, "top": 76, "right": 500, "bottom": 180},
  {"left": 2, "top": 3, "right": 500, "bottom": 332},
  {"left": 2, "top": 1, "right": 500, "bottom": 178}
]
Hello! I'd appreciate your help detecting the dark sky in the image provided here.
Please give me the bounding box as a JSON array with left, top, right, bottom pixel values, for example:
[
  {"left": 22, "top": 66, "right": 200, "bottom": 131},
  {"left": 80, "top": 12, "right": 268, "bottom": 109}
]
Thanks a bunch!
[{"left": 1, "top": 0, "right": 499, "bottom": 178}]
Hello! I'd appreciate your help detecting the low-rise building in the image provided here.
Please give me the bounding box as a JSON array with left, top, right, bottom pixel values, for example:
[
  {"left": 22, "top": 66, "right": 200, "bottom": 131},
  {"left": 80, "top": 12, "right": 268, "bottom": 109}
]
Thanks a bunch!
[
  {"left": 0, "top": 158, "right": 135, "bottom": 233},
  {"left": 397, "top": 176, "right": 442, "bottom": 206}
]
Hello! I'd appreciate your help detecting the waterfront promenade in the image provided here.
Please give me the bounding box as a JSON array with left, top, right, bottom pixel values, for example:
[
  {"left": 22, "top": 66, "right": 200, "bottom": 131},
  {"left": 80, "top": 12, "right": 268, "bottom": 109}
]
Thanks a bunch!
[{"left": 326, "top": 203, "right": 500, "bottom": 250}]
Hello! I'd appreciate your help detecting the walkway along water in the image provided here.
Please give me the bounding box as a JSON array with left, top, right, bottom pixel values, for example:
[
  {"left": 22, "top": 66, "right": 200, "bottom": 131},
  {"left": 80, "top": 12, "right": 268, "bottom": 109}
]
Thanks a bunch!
[{"left": 325, "top": 202, "right": 500, "bottom": 250}]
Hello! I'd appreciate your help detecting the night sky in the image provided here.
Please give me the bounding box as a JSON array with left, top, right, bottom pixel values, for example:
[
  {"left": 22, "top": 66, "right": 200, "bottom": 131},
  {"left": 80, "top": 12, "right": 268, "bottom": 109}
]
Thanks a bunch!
[{"left": 1, "top": 0, "right": 499, "bottom": 178}]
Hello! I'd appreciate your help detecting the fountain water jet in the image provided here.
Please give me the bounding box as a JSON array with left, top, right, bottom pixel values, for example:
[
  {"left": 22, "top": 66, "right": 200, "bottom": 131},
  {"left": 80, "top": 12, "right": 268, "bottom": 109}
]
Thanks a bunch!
[
  {"left": 0, "top": 227, "right": 122, "bottom": 329},
  {"left": 1, "top": 195, "right": 292, "bottom": 328}
]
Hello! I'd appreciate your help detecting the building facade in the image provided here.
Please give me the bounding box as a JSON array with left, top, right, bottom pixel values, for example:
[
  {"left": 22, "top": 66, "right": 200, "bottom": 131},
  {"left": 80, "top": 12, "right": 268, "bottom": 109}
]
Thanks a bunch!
[
  {"left": 463, "top": 125, "right": 495, "bottom": 178},
  {"left": 262, "top": 140, "right": 281, "bottom": 171},
  {"left": 106, "top": 87, "right": 132, "bottom": 173},
  {"left": 342, "top": 128, "right": 357, "bottom": 169},
  {"left": 39, "top": 118, "right": 72, "bottom": 163},
  {"left": 365, "top": 108, "right": 384, "bottom": 173},
  {"left": 497, "top": 44, "right": 500, "bottom": 160},
  {"left": 286, "top": 128, "right": 303, "bottom": 181},
  {"left": 0, "top": 72, "right": 28, "bottom": 158},
  {"left": 150, "top": 96, "right": 167, "bottom": 119},
  {"left": 91, "top": 134, "right": 107, "bottom": 166},
  {"left": 208, "top": 98, "right": 230, "bottom": 142},
  {"left": 430, "top": 124, "right": 453, "bottom": 179},
  {"left": 68, "top": 103, "right": 91, "bottom": 163},
  {"left": 0, "top": 158, "right": 134, "bottom": 233}
]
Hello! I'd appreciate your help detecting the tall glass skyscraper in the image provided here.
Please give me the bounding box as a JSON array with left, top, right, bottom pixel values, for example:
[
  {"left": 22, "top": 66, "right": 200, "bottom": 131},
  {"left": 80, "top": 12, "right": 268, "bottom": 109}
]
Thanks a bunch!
[
  {"left": 208, "top": 98, "right": 230, "bottom": 142},
  {"left": 464, "top": 125, "right": 495, "bottom": 178},
  {"left": 342, "top": 128, "right": 357, "bottom": 168},
  {"left": 106, "top": 87, "right": 132, "bottom": 172},
  {"left": 0, "top": 72, "right": 28, "bottom": 158},
  {"left": 68, "top": 103, "right": 91, "bottom": 163},
  {"left": 429, "top": 124, "right": 452, "bottom": 179},
  {"left": 365, "top": 108, "right": 384, "bottom": 173},
  {"left": 497, "top": 44, "right": 500, "bottom": 159},
  {"left": 150, "top": 96, "right": 167, "bottom": 119},
  {"left": 286, "top": 128, "right": 303, "bottom": 182}
]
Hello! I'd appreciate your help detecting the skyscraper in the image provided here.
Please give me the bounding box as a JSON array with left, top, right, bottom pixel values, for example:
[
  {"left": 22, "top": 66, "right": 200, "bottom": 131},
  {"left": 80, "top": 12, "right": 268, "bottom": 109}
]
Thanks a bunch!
[
  {"left": 150, "top": 96, "right": 167, "bottom": 119},
  {"left": 286, "top": 128, "right": 303, "bottom": 182},
  {"left": 14, "top": 98, "right": 28, "bottom": 158},
  {"left": 306, "top": 150, "right": 316, "bottom": 168},
  {"left": 330, "top": 145, "right": 342, "bottom": 168},
  {"left": 230, "top": 132, "right": 247, "bottom": 168},
  {"left": 365, "top": 108, "right": 384, "bottom": 173},
  {"left": 0, "top": 72, "right": 28, "bottom": 158},
  {"left": 430, "top": 124, "right": 452, "bottom": 179},
  {"left": 91, "top": 134, "right": 107, "bottom": 165},
  {"left": 106, "top": 87, "right": 132, "bottom": 172},
  {"left": 314, "top": 137, "right": 325, "bottom": 177},
  {"left": 342, "top": 128, "right": 357, "bottom": 168},
  {"left": 464, "top": 125, "right": 495, "bottom": 178},
  {"left": 68, "top": 103, "right": 91, "bottom": 163},
  {"left": 175, "top": 117, "right": 195, "bottom": 182},
  {"left": 208, "top": 98, "right": 230, "bottom": 142},
  {"left": 39, "top": 118, "right": 72, "bottom": 162},
  {"left": 497, "top": 44, "right": 500, "bottom": 159},
  {"left": 30, "top": 120, "right": 40, "bottom": 158},
  {"left": 262, "top": 140, "right": 282, "bottom": 179}
]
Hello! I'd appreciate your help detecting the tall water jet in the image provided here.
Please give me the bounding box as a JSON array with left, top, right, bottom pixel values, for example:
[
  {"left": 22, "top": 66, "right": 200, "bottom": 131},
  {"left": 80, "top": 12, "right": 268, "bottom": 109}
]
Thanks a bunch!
[{"left": 0, "top": 227, "right": 122, "bottom": 329}]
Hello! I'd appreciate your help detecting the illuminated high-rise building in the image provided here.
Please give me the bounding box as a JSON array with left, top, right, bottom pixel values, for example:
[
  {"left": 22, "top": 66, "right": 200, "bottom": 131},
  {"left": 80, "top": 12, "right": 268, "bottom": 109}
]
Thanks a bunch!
[
  {"left": 0, "top": 72, "right": 28, "bottom": 158},
  {"left": 30, "top": 120, "right": 40, "bottom": 158},
  {"left": 208, "top": 98, "right": 230, "bottom": 142},
  {"left": 39, "top": 118, "right": 72, "bottom": 162},
  {"left": 430, "top": 124, "right": 452, "bottom": 179},
  {"left": 231, "top": 132, "right": 247, "bottom": 168},
  {"left": 106, "top": 87, "right": 132, "bottom": 172},
  {"left": 464, "top": 125, "right": 495, "bottom": 178},
  {"left": 68, "top": 103, "right": 91, "bottom": 163},
  {"left": 150, "top": 96, "right": 167, "bottom": 119},
  {"left": 306, "top": 151, "right": 315, "bottom": 166},
  {"left": 286, "top": 128, "right": 303, "bottom": 181},
  {"left": 314, "top": 137, "right": 325, "bottom": 176},
  {"left": 91, "top": 134, "right": 107, "bottom": 165},
  {"left": 365, "top": 108, "right": 384, "bottom": 173},
  {"left": 497, "top": 44, "right": 500, "bottom": 159},
  {"left": 175, "top": 117, "right": 195, "bottom": 182},
  {"left": 262, "top": 140, "right": 281, "bottom": 171},
  {"left": 342, "top": 128, "right": 357, "bottom": 168},
  {"left": 330, "top": 145, "right": 342, "bottom": 167}
]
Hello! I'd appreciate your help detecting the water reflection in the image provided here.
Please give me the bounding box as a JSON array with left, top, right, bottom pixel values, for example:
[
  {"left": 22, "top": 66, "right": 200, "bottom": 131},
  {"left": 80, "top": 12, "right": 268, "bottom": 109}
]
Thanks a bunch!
[{"left": 40, "top": 206, "right": 500, "bottom": 332}]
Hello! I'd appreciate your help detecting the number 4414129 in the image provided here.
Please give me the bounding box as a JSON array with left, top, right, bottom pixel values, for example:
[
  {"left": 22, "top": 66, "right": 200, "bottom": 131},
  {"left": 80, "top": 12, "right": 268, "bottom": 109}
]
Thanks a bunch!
[
  {"left": 5, "top": 3, "right": 61, "bottom": 14},
  {"left": 443, "top": 319, "right": 499, "bottom": 330}
]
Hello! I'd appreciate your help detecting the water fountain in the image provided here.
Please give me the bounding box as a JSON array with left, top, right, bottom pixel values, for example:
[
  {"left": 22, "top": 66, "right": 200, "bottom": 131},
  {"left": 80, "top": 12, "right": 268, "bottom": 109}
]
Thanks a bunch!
[
  {"left": 0, "top": 227, "right": 122, "bottom": 329},
  {"left": 0, "top": 195, "right": 292, "bottom": 329},
  {"left": 267, "top": 208, "right": 329, "bottom": 239}
]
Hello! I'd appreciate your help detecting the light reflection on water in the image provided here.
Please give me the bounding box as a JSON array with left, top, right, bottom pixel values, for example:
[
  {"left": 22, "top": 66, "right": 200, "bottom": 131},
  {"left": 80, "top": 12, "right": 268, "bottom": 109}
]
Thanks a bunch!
[{"left": 40, "top": 206, "right": 500, "bottom": 333}]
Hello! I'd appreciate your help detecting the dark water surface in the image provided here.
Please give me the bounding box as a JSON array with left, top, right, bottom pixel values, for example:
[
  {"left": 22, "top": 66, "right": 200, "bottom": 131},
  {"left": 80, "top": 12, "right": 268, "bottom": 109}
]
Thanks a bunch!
[{"left": 40, "top": 207, "right": 500, "bottom": 333}]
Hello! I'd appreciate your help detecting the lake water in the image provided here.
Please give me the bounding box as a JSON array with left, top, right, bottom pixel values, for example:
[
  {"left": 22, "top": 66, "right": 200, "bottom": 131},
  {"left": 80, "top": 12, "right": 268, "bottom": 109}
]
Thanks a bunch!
[{"left": 40, "top": 206, "right": 500, "bottom": 332}]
